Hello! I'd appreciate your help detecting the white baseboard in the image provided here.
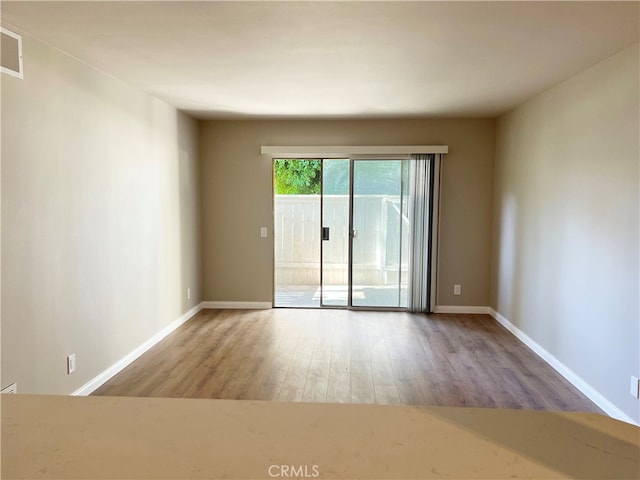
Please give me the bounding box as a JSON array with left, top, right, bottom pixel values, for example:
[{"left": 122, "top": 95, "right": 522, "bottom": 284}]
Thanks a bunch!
[
  {"left": 488, "top": 308, "right": 637, "bottom": 425},
  {"left": 434, "top": 305, "right": 491, "bottom": 314},
  {"left": 71, "top": 303, "right": 203, "bottom": 396},
  {"left": 201, "top": 301, "right": 272, "bottom": 309}
]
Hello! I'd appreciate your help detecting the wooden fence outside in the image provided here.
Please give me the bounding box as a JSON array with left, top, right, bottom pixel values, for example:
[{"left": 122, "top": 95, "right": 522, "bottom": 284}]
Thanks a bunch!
[{"left": 274, "top": 195, "right": 409, "bottom": 286}]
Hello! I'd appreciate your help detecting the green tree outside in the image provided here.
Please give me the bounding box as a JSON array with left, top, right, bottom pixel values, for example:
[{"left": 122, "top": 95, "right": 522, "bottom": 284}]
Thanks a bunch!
[{"left": 274, "top": 159, "right": 321, "bottom": 194}]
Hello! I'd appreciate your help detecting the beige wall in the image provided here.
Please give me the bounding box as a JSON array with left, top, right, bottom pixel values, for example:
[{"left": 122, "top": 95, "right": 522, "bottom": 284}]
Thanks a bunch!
[
  {"left": 1, "top": 33, "right": 201, "bottom": 394},
  {"left": 199, "top": 119, "right": 495, "bottom": 307},
  {"left": 491, "top": 44, "right": 639, "bottom": 423}
]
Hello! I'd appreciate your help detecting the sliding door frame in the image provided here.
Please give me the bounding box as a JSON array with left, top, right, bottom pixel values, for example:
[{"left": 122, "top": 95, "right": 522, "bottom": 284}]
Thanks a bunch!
[
  {"left": 272, "top": 153, "right": 441, "bottom": 312},
  {"left": 319, "top": 157, "right": 352, "bottom": 309},
  {"left": 348, "top": 155, "right": 411, "bottom": 311},
  {"left": 347, "top": 159, "right": 355, "bottom": 309}
]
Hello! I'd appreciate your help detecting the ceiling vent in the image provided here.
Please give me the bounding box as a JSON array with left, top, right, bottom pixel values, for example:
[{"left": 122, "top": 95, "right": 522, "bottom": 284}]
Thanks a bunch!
[{"left": 1, "top": 27, "right": 23, "bottom": 79}]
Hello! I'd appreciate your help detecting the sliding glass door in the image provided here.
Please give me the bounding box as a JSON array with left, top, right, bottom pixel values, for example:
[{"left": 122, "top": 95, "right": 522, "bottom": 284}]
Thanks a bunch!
[
  {"left": 274, "top": 157, "right": 423, "bottom": 310},
  {"left": 351, "top": 160, "right": 409, "bottom": 308},
  {"left": 321, "top": 159, "right": 350, "bottom": 306},
  {"left": 273, "top": 159, "right": 322, "bottom": 307}
]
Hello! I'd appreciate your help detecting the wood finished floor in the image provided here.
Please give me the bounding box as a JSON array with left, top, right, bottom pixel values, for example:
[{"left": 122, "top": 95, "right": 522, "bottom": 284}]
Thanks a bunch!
[{"left": 93, "top": 309, "right": 601, "bottom": 413}]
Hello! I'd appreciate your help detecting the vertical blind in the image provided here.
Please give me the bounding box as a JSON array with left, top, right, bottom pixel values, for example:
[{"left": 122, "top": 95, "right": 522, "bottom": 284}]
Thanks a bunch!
[{"left": 407, "top": 153, "right": 440, "bottom": 313}]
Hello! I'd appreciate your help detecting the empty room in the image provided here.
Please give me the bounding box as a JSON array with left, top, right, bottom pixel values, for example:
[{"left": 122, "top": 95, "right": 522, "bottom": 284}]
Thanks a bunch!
[{"left": 1, "top": 1, "right": 638, "bottom": 478}]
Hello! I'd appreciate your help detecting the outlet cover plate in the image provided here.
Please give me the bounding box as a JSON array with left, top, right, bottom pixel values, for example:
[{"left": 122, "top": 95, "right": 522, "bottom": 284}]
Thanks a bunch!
[
  {"left": 1, "top": 383, "right": 17, "bottom": 394},
  {"left": 67, "top": 354, "right": 76, "bottom": 374}
]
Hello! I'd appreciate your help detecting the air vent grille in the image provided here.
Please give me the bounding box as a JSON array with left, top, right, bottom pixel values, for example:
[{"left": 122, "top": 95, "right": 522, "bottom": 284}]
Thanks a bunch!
[{"left": 1, "top": 27, "right": 23, "bottom": 79}]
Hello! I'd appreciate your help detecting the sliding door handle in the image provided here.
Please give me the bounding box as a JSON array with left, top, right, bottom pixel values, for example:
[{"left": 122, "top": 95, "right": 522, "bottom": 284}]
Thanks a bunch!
[
  {"left": 322, "top": 227, "right": 330, "bottom": 241},
  {"left": 351, "top": 229, "right": 358, "bottom": 238}
]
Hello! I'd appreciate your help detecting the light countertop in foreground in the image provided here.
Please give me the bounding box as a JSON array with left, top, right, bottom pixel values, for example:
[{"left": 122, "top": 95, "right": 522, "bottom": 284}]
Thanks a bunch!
[{"left": 2, "top": 394, "right": 639, "bottom": 479}]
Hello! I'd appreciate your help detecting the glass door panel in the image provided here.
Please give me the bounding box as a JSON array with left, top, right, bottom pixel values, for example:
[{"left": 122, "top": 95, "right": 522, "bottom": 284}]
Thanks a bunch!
[
  {"left": 321, "top": 159, "right": 350, "bottom": 306},
  {"left": 352, "top": 160, "right": 408, "bottom": 308},
  {"left": 273, "top": 159, "right": 321, "bottom": 307}
]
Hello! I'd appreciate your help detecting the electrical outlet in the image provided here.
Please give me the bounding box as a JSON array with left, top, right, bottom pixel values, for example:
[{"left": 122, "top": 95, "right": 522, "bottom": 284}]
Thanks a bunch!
[
  {"left": 260, "top": 227, "right": 268, "bottom": 238},
  {"left": 1, "top": 383, "right": 17, "bottom": 394},
  {"left": 631, "top": 376, "right": 640, "bottom": 398},
  {"left": 454, "top": 284, "right": 462, "bottom": 295},
  {"left": 67, "top": 354, "right": 76, "bottom": 374},
  {"left": 187, "top": 287, "right": 191, "bottom": 300}
]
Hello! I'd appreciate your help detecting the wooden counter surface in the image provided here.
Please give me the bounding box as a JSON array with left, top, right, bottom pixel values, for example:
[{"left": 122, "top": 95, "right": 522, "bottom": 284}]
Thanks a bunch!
[{"left": 2, "top": 394, "right": 638, "bottom": 479}]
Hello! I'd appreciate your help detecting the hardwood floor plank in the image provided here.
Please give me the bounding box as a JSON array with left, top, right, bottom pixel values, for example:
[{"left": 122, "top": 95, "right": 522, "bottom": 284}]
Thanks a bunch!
[
  {"left": 93, "top": 310, "right": 602, "bottom": 415},
  {"left": 302, "top": 317, "right": 333, "bottom": 402},
  {"left": 326, "top": 316, "right": 351, "bottom": 403},
  {"left": 278, "top": 333, "right": 315, "bottom": 401},
  {"left": 368, "top": 336, "right": 396, "bottom": 387},
  {"left": 349, "top": 347, "right": 375, "bottom": 404},
  {"left": 302, "top": 360, "right": 330, "bottom": 402}
]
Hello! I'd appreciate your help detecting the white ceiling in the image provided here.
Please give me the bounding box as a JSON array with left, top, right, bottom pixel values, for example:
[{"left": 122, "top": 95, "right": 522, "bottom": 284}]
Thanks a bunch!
[{"left": 2, "top": 1, "right": 638, "bottom": 119}]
